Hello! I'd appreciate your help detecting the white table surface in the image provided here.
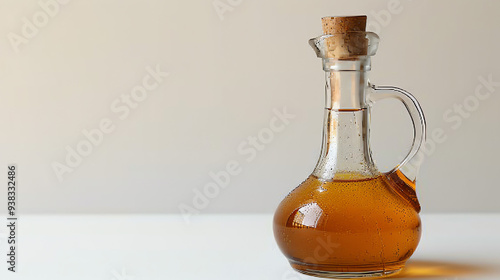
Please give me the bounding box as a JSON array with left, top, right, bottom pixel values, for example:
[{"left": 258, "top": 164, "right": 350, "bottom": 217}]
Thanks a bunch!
[{"left": 0, "top": 214, "right": 499, "bottom": 280}]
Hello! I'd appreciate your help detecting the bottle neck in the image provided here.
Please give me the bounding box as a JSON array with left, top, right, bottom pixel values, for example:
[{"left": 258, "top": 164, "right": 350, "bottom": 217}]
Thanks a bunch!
[
  {"left": 323, "top": 58, "right": 371, "bottom": 110},
  {"left": 313, "top": 66, "right": 379, "bottom": 180}
]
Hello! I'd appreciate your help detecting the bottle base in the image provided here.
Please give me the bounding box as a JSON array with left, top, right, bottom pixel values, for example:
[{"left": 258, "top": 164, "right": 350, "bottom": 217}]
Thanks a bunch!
[{"left": 290, "top": 260, "right": 404, "bottom": 279}]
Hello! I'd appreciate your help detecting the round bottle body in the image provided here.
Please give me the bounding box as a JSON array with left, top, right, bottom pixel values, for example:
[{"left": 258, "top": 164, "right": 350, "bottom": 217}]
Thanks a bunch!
[{"left": 273, "top": 172, "right": 421, "bottom": 278}]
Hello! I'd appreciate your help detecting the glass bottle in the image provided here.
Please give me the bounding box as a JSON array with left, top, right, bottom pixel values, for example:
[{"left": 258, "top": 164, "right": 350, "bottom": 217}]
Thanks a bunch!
[{"left": 273, "top": 16, "right": 426, "bottom": 278}]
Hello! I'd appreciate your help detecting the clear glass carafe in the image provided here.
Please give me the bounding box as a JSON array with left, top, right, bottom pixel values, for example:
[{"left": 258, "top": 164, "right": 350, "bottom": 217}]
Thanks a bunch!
[{"left": 273, "top": 29, "right": 426, "bottom": 279}]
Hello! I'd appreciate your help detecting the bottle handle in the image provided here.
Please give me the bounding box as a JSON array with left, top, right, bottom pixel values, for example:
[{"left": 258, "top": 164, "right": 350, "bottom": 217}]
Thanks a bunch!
[{"left": 369, "top": 84, "right": 427, "bottom": 182}]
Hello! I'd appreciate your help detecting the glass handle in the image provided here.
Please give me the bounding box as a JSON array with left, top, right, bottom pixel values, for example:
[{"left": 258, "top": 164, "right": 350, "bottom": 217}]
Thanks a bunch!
[{"left": 369, "top": 84, "right": 427, "bottom": 182}]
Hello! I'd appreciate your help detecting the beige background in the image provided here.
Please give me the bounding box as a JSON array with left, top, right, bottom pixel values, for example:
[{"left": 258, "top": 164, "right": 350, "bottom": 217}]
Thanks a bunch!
[{"left": 0, "top": 0, "right": 498, "bottom": 214}]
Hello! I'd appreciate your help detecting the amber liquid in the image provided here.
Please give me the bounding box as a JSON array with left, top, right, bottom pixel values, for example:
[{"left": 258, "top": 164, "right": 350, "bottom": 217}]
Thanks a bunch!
[{"left": 273, "top": 170, "right": 421, "bottom": 276}]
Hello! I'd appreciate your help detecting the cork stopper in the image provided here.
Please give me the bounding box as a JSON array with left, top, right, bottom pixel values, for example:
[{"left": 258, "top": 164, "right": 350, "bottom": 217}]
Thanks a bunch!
[
  {"left": 321, "top": 16, "right": 368, "bottom": 59},
  {"left": 321, "top": 16, "right": 367, "bottom": 34}
]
